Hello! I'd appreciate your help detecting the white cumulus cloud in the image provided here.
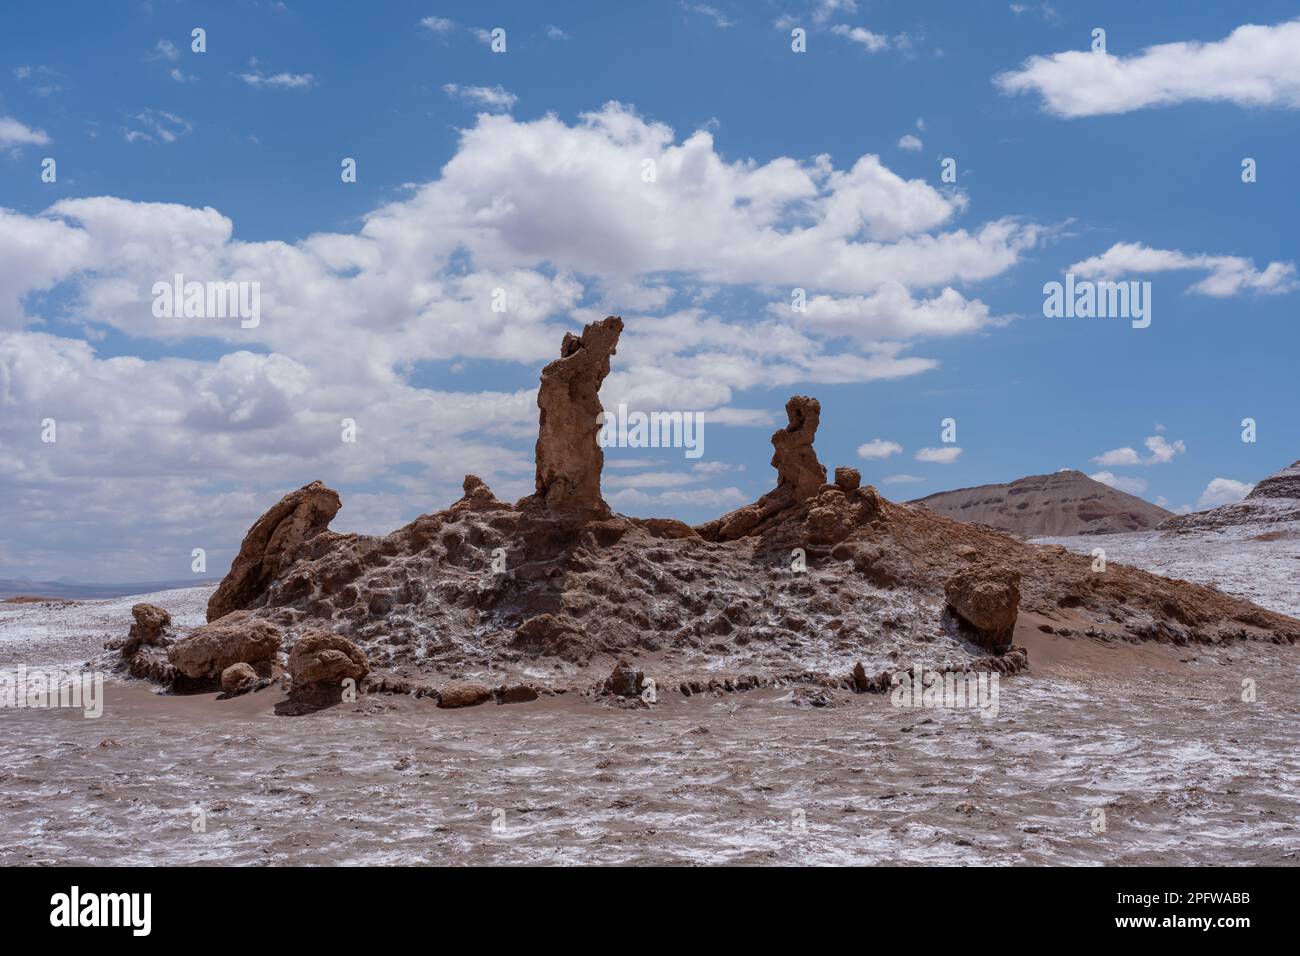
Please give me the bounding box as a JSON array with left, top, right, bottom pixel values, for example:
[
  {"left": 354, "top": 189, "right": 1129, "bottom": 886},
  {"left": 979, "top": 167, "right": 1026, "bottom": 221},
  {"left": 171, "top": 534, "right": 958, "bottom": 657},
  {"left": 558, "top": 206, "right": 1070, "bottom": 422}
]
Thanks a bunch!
[
  {"left": 1199, "top": 477, "right": 1254, "bottom": 507},
  {"left": 996, "top": 18, "right": 1300, "bottom": 117},
  {"left": 857, "top": 439, "right": 902, "bottom": 460},
  {"left": 1071, "top": 242, "right": 1295, "bottom": 297},
  {"left": 1093, "top": 434, "right": 1185, "bottom": 467},
  {"left": 0, "top": 115, "right": 51, "bottom": 151},
  {"left": 442, "top": 83, "right": 517, "bottom": 110},
  {"left": 1089, "top": 471, "right": 1148, "bottom": 494},
  {"left": 915, "top": 446, "right": 962, "bottom": 464},
  {"left": 0, "top": 104, "right": 1044, "bottom": 578}
]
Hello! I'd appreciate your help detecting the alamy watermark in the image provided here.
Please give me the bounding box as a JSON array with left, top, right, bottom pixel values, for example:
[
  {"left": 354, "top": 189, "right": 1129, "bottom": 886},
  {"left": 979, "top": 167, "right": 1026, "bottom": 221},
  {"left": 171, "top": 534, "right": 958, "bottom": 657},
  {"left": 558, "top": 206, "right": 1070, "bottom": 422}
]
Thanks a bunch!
[
  {"left": 597, "top": 403, "right": 705, "bottom": 459},
  {"left": 890, "top": 663, "right": 999, "bottom": 720},
  {"left": 1043, "top": 273, "right": 1150, "bottom": 329},
  {"left": 151, "top": 273, "right": 260, "bottom": 328},
  {"left": 1, "top": 666, "right": 104, "bottom": 718},
  {"left": 49, "top": 886, "right": 151, "bottom": 936}
]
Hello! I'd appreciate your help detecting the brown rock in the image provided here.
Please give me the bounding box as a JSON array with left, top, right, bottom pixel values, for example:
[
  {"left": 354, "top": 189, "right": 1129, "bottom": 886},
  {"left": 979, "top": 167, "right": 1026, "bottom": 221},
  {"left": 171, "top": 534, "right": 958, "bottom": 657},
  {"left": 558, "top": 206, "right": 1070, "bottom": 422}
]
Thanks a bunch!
[
  {"left": 220, "top": 662, "right": 258, "bottom": 696},
  {"left": 495, "top": 684, "right": 540, "bottom": 704},
  {"left": 206, "top": 480, "right": 341, "bottom": 621},
  {"left": 530, "top": 316, "right": 623, "bottom": 515},
  {"left": 288, "top": 630, "right": 369, "bottom": 688},
  {"left": 604, "top": 660, "right": 644, "bottom": 698},
  {"left": 512, "top": 614, "right": 580, "bottom": 656},
  {"left": 633, "top": 517, "right": 699, "bottom": 539},
  {"left": 771, "top": 396, "right": 826, "bottom": 503},
  {"left": 167, "top": 610, "right": 283, "bottom": 679},
  {"left": 126, "top": 647, "right": 176, "bottom": 685},
  {"left": 804, "top": 489, "right": 856, "bottom": 545},
  {"left": 131, "top": 602, "right": 171, "bottom": 635},
  {"left": 851, "top": 541, "right": 904, "bottom": 588},
  {"left": 695, "top": 395, "right": 829, "bottom": 542},
  {"left": 944, "top": 565, "right": 1021, "bottom": 652},
  {"left": 458, "top": 475, "right": 503, "bottom": 511},
  {"left": 122, "top": 603, "right": 172, "bottom": 657},
  {"left": 857, "top": 484, "right": 885, "bottom": 519},
  {"left": 438, "top": 681, "right": 493, "bottom": 708},
  {"left": 180, "top": 319, "right": 1300, "bottom": 679},
  {"left": 851, "top": 661, "right": 870, "bottom": 692},
  {"left": 834, "top": 467, "right": 861, "bottom": 491}
]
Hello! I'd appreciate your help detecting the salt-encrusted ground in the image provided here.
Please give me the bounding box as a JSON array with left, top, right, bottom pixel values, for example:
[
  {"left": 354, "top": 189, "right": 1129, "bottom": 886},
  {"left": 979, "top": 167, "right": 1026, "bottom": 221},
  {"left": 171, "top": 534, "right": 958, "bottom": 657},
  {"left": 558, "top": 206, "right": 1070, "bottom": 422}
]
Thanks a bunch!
[
  {"left": 1034, "top": 522, "right": 1300, "bottom": 619},
  {"left": 1, "top": 561, "right": 1297, "bottom": 865},
  {"left": 0, "top": 636, "right": 1295, "bottom": 865},
  {"left": 0, "top": 587, "right": 211, "bottom": 670}
]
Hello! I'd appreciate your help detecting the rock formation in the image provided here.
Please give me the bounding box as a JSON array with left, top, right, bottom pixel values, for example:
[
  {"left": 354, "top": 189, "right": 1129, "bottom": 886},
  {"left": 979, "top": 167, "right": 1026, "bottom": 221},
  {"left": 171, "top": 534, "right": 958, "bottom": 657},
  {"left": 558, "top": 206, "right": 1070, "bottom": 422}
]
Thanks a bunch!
[
  {"left": 458, "top": 475, "right": 504, "bottom": 512},
  {"left": 529, "top": 315, "right": 623, "bottom": 516},
  {"left": 206, "top": 480, "right": 341, "bottom": 621},
  {"left": 603, "top": 660, "right": 645, "bottom": 698},
  {"left": 438, "top": 681, "right": 493, "bottom": 709},
  {"left": 168, "top": 610, "right": 282, "bottom": 686},
  {"left": 771, "top": 396, "right": 827, "bottom": 501},
  {"left": 277, "top": 630, "right": 370, "bottom": 713},
  {"left": 288, "top": 630, "right": 369, "bottom": 688},
  {"left": 220, "top": 662, "right": 259, "bottom": 696},
  {"left": 184, "top": 318, "right": 1300, "bottom": 708},
  {"left": 943, "top": 565, "right": 1021, "bottom": 652},
  {"left": 697, "top": 396, "right": 840, "bottom": 541},
  {"left": 1160, "top": 459, "right": 1300, "bottom": 532},
  {"left": 117, "top": 603, "right": 178, "bottom": 685},
  {"left": 122, "top": 603, "right": 172, "bottom": 657}
]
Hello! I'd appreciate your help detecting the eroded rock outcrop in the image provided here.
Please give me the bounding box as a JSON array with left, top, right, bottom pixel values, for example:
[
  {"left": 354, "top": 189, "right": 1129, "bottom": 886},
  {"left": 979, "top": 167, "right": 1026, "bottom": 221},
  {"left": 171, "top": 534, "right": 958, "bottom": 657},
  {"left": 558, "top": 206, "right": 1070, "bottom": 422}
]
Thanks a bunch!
[
  {"left": 528, "top": 316, "right": 623, "bottom": 516},
  {"left": 696, "top": 396, "right": 833, "bottom": 542},
  {"left": 1160, "top": 459, "right": 1300, "bottom": 532},
  {"left": 122, "top": 603, "right": 172, "bottom": 658},
  {"left": 207, "top": 480, "right": 341, "bottom": 621},
  {"left": 834, "top": 467, "right": 861, "bottom": 492},
  {"left": 603, "top": 660, "right": 645, "bottom": 698},
  {"left": 457, "top": 474, "right": 505, "bottom": 512},
  {"left": 943, "top": 565, "right": 1021, "bottom": 652},
  {"left": 278, "top": 630, "right": 370, "bottom": 713},
  {"left": 438, "top": 681, "right": 493, "bottom": 709},
  {"left": 220, "top": 662, "right": 259, "bottom": 697},
  {"left": 196, "top": 318, "right": 1300, "bottom": 704},
  {"left": 168, "top": 610, "right": 283, "bottom": 684},
  {"left": 771, "top": 396, "right": 826, "bottom": 502},
  {"left": 289, "top": 630, "right": 369, "bottom": 688}
]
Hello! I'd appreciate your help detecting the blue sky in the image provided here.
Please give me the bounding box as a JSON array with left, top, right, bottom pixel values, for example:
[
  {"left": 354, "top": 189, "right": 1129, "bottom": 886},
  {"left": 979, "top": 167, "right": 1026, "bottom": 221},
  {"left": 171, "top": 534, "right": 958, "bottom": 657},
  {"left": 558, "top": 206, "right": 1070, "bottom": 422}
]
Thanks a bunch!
[{"left": 1, "top": 0, "right": 1298, "bottom": 581}]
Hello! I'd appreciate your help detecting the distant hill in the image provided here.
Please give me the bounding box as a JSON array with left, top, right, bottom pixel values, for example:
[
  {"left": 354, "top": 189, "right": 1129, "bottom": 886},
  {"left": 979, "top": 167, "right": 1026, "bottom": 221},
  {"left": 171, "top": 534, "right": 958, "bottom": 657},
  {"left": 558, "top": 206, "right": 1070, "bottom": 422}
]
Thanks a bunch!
[
  {"left": 0, "top": 577, "right": 219, "bottom": 601},
  {"left": 909, "top": 469, "right": 1171, "bottom": 537},
  {"left": 1160, "top": 460, "right": 1300, "bottom": 533}
]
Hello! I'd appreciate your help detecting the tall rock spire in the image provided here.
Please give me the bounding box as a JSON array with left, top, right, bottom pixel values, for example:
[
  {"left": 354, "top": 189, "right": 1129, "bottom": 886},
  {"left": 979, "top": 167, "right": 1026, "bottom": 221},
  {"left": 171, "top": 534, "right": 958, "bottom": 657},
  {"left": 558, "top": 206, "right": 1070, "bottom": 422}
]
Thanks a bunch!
[{"left": 531, "top": 315, "right": 623, "bottom": 515}]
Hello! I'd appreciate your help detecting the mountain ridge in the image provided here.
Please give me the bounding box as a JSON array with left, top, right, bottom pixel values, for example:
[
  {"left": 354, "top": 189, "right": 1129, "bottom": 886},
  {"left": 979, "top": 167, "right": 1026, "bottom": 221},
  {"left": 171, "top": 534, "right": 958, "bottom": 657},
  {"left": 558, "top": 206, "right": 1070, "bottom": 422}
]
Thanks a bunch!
[{"left": 909, "top": 469, "right": 1171, "bottom": 537}]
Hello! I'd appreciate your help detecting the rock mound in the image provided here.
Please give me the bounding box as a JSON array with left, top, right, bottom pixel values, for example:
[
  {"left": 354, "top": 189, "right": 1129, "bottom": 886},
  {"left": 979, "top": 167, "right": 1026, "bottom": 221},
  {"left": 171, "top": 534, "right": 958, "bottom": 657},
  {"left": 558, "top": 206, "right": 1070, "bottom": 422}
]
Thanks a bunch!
[
  {"left": 197, "top": 320, "right": 1300, "bottom": 696},
  {"left": 438, "top": 681, "right": 493, "bottom": 709}
]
